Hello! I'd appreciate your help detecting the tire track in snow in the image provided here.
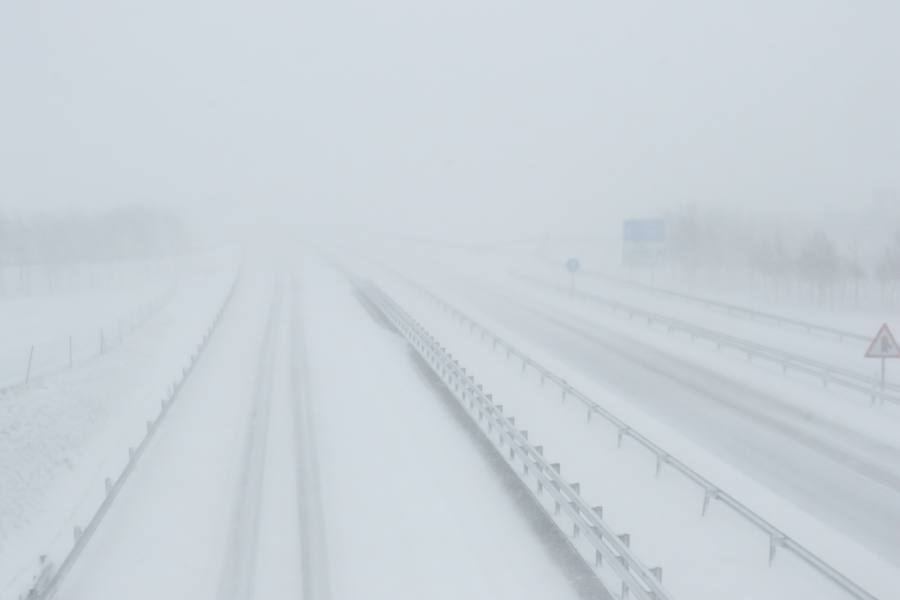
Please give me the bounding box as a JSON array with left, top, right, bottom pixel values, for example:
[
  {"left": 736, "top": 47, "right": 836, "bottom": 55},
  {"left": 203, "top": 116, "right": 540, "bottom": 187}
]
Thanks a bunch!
[
  {"left": 216, "top": 282, "right": 283, "bottom": 600},
  {"left": 288, "top": 277, "right": 332, "bottom": 600}
]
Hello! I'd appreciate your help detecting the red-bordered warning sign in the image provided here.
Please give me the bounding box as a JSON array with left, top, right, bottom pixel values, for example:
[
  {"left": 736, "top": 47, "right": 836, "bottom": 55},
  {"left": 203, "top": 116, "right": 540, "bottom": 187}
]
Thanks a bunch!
[{"left": 865, "top": 323, "right": 900, "bottom": 358}]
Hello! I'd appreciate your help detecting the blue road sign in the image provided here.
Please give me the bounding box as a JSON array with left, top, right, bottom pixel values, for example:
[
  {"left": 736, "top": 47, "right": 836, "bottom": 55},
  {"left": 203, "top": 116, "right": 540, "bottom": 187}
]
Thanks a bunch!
[
  {"left": 566, "top": 258, "right": 581, "bottom": 273},
  {"left": 623, "top": 218, "right": 666, "bottom": 242}
]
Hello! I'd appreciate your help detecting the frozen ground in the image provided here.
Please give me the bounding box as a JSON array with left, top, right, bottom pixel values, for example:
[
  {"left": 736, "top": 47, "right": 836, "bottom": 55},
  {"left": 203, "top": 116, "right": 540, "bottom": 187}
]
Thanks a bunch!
[{"left": 51, "top": 255, "right": 597, "bottom": 600}]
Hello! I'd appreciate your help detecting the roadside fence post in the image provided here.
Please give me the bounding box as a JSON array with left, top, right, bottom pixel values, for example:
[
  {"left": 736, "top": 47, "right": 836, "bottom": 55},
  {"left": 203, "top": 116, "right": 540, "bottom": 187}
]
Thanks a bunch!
[{"left": 25, "top": 345, "right": 35, "bottom": 383}]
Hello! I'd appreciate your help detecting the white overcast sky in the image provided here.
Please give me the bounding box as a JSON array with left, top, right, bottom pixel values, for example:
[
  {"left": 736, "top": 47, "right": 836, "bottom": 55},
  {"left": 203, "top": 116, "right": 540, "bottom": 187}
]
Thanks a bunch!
[{"left": 2, "top": 1, "right": 899, "bottom": 238}]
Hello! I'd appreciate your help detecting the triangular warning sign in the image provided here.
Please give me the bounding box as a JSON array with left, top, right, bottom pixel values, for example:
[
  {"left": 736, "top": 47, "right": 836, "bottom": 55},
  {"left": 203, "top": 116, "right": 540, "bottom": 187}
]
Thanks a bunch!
[{"left": 865, "top": 323, "right": 900, "bottom": 358}]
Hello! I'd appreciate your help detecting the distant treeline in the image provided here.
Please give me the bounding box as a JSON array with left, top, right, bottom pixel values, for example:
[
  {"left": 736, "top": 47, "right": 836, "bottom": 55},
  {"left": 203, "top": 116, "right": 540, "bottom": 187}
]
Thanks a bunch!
[
  {"left": 661, "top": 203, "right": 900, "bottom": 307},
  {"left": 0, "top": 206, "right": 186, "bottom": 267}
]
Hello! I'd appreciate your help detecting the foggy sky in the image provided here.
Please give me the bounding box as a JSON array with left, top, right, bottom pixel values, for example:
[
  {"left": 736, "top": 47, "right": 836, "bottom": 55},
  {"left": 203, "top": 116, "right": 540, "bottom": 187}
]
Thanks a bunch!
[{"left": 3, "top": 1, "right": 899, "bottom": 239}]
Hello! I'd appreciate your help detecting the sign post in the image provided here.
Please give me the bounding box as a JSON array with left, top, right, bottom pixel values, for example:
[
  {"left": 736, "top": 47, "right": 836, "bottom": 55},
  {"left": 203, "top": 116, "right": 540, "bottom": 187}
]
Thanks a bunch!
[
  {"left": 622, "top": 218, "right": 666, "bottom": 269},
  {"left": 565, "top": 258, "right": 581, "bottom": 298},
  {"left": 864, "top": 323, "right": 900, "bottom": 399}
]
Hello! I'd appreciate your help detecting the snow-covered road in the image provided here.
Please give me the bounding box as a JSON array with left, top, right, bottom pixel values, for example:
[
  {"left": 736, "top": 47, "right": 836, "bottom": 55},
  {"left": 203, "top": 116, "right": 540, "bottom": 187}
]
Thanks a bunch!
[
  {"left": 57, "top": 271, "right": 274, "bottom": 600},
  {"left": 53, "top": 256, "right": 597, "bottom": 600}
]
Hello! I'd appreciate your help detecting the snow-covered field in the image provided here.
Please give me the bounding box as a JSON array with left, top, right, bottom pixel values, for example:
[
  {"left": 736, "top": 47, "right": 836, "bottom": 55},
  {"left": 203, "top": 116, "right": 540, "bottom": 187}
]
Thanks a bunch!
[{"left": 0, "top": 265, "right": 175, "bottom": 390}]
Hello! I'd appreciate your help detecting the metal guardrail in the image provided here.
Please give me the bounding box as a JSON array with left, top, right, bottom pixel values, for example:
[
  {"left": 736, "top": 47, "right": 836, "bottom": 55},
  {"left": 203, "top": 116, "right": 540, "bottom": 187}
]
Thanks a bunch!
[
  {"left": 578, "top": 268, "right": 869, "bottom": 343},
  {"left": 514, "top": 272, "right": 900, "bottom": 405},
  {"left": 361, "top": 281, "right": 673, "bottom": 600},
  {"left": 395, "top": 274, "right": 880, "bottom": 600},
  {"left": 22, "top": 272, "right": 241, "bottom": 600}
]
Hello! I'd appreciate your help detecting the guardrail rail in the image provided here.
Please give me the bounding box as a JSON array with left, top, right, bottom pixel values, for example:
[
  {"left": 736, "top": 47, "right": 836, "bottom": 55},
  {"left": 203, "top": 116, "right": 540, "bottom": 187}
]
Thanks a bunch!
[
  {"left": 580, "top": 268, "right": 869, "bottom": 343},
  {"left": 359, "top": 280, "right": 673, "bottom": 600},
  {"left": 534, "top": 255, "right": 868, "bottom": 344},
  {"left": 514, "top": 272, "right": 900, "bottom": 405}
]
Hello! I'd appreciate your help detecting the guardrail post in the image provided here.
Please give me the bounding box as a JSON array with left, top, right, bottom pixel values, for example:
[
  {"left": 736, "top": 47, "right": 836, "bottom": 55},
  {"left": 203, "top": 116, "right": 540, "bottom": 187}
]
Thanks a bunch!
[
  {"left": 769, "top": 535, "right": 785, "bottom": 565},
  {"left": 617, "top": 537, "right": 633, "bottom": 598},
  {"left": 702, "top": 488, "right": 717, "bottom": 516}
]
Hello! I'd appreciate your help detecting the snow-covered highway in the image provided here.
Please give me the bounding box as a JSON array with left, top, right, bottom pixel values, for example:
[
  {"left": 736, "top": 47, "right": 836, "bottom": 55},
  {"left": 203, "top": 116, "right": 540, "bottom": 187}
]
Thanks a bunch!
[
  {"left": 10, "top": 0, "right": 900, "bottom": 597},
  {"left": 43, "top": 257, "right": 602, "bottom": 600}
]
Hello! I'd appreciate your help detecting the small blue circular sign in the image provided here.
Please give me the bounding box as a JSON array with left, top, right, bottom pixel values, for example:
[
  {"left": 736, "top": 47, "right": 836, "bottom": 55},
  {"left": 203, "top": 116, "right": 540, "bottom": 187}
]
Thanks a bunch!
[{"left": 566, "top": 258, "right": 581, "bottom": 273}]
